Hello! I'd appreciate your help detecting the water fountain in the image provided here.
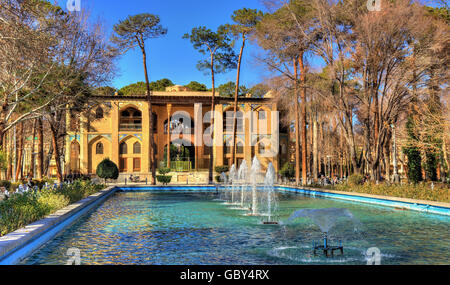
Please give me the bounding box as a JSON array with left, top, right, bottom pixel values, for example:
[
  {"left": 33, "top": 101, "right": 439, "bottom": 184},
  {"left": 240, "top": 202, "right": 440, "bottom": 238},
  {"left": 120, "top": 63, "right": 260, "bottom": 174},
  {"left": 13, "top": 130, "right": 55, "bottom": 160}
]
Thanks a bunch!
[
  {"left": 229, "top": 164, "right": 237, "bottom": 204},
  {"left": 260, "top": 163, "right": 278, "bottom": 224},
  {"left": 249, "top": 157, "right": 262, "bottom": 216},
  {"left": 237, "top": 160, "right": 249, "bottom": 209},
  {"left": 288, "top": 208, "right": 360, "bottom": 257},
  {"left": 219, "top": 172, "right": 228, "bottom": 201}
]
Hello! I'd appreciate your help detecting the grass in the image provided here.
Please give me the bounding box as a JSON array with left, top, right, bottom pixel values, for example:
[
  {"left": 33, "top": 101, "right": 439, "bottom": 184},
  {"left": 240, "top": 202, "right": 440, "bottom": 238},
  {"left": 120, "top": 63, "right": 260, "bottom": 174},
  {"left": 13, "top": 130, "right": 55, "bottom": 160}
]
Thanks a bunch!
[{"left": 0, "top": 180, "right": 105, "bottom": 237}]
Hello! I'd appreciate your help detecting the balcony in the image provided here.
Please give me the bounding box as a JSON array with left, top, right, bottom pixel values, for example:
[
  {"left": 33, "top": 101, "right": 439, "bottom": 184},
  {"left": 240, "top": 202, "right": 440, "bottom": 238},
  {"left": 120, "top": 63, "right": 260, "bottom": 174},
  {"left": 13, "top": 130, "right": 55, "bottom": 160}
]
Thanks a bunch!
[{"left": 119, "top": 123, "right": 142, "bottom": 131}]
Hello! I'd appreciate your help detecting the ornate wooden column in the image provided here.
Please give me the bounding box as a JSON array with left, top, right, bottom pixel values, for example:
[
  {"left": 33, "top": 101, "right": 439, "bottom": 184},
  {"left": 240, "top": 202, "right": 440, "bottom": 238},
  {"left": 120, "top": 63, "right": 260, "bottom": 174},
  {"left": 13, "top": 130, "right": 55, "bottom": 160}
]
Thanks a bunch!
[
  {"left": 166, "top": 104, "right": 172, "bottom": 168},
  {"left": 194, "top": 103, "right": 202, "bottom": 171}
]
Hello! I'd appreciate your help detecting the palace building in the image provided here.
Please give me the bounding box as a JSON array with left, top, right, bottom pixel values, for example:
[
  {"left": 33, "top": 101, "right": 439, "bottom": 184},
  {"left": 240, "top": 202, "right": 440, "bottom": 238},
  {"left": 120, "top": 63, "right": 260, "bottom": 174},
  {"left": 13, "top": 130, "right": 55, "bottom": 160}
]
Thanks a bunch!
[{"left": 65, "top": 85, "right": 290, "bottom": 183}]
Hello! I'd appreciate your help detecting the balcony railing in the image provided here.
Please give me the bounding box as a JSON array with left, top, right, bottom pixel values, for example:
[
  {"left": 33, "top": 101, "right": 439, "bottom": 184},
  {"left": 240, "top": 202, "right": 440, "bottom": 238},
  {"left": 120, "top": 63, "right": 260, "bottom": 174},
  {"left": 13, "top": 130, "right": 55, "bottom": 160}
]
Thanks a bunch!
[{"left": 119, "top": 123, "right": 142, "bottom": 131}]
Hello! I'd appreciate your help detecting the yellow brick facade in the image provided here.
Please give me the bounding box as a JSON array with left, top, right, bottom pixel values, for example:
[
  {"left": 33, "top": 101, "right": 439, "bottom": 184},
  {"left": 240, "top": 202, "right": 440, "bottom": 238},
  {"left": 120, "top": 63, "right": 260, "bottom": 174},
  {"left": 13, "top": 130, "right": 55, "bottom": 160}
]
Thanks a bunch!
[{"left": 65, "top": 90, "right": 289, "bottom": 182}]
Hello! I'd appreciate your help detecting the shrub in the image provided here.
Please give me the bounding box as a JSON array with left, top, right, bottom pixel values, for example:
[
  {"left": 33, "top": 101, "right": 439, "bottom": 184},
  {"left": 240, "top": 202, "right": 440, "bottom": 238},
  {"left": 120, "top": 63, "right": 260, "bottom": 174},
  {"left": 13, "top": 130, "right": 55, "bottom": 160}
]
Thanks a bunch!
[
  {"left": 404, "top": 146, "right": 423, "bottom": 183},
  {"left": 0, "top": 180, "right": 11, "bottom": 190},
  {"left": 59, "top": 180, "right": 105, "bottom": 203},
  {"left": 347, "top": 174, "right": 364, "bottom": 186},
  {"left": 215, "top": 175, "right": 224, "bottom": 183},
  {"left": 96, "top": 158, "right": 119, "bottom": 183},
  {"left": 158, "top": 167, "right": 171, "bottom": 175},
  {"left": 215, "top": 165, "right": 229, "bottom": 174},
  {"left": 280, "top": 162, "right": 295, "bottom": 179},
  {"left": 156, "top": 175, "right": 172, "bottom": 185}
]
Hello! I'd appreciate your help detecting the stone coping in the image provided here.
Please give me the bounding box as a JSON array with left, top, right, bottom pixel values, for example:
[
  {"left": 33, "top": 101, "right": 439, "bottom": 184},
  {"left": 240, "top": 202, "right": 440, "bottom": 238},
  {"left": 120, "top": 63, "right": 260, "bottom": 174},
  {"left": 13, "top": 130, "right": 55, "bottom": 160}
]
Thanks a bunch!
[
  {"left": 0, "top": 186, "right": 117, "bottom": 262},
  {"left": 276, "top": 184, "right": 450, "bottom": 209}
]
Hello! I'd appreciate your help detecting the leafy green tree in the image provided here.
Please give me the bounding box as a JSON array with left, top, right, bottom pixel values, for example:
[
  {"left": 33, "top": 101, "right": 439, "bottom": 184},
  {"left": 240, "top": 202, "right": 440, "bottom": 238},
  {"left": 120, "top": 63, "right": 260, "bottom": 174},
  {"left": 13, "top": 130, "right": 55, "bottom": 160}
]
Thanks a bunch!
[
  {"left": 112, "top": 13, "right": 167, "bottom": 185},
  {"left": 95, "top": 86, "right": 117, "bottom": 96},
  {"left": 118, "top": 82, "right": 147, "bottom": 95},
  {"left": 185, "top": 81, "right": 207, "bottom": 91},
  {"left": 183, "top": 26, "right": 237, "bottom": 183},
  {"left": 249, "top": 83, "right": 270, "bottom": 98},
  {"left": 226, "top": 8, "right": 263, "bottom": 165},
  {"left": 217, "top": 81, "right": 248, "bottom": 97},
  {"left": 150, "top": 78, "right": 174, "bottom": 91},
  {"left": 96, "top": 158, "right": 119, "bottom": 183},
  {"left": 119, "top": 79, "right": 174, "bottom": 95}
]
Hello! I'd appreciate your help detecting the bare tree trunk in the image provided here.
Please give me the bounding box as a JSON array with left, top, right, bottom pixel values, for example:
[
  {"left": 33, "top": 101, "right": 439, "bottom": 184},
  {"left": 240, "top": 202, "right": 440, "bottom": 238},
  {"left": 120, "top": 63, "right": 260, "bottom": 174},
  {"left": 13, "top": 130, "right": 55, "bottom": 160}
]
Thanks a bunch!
[
  {"left": 29, "top": 119, "right": 37, "bottom": 178},
  {"left": 313, "top": 111, "right": 318, "bottom": 182},
  {"left": 298, "top": 54, "right": 307, "bottom": 185},
  {"left": 231, "top": 36, "right": 246, "bottom": 167},
  {"left": 49, "top": 123, "right": 63, "bottom": 183},
  {"left": 209, "top": 53, "right": 216, "bottom": 184},
  {"left": 293, "top": 58, "right": 301, "bottom": 185},
  {"left": 6, "top": 130, "right": 12, "bottom": 180},
  {"left": 15, "top": 122, "right": 24, "bottom": 181},
  {"left": 37, "top": 117, "right": 43, "bottom": 179},
  {"left": 141, "top": 47, "right": 156, "bottom": 185}
]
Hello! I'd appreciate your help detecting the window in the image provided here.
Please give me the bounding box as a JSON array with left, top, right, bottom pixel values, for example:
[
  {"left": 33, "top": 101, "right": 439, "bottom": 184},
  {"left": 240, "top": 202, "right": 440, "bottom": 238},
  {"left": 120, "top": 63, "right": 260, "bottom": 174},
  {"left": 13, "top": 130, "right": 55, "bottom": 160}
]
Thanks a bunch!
[
  {"left": 133, "top": 142, "right": 141, "bottom": 154},
  {"left": 119, "top": 142, "right": 127, "bottom": 155},
  {"left": 120, "top": 108, "right": 142, "bottom": 131},
  {"left": 133, "top": 158, "right": 141, "bottom": 172},
  {"left": 223, "top": 111, "right": 243, "bottom": 133},
  {"left": 236, "top": 141, "right": 244, "bottom": 154},
  {"left": 225, "top": 142, "right": 231, "bottom": 154},
  {"left": 95, "top": 107, "right": 104, "bottom": 119},
  {"left": 95, "top": 142, "right": 103, "bottom": 154},
  {"left": 119, "top": 158, "right": 127, "bottom": 172},
  {"left": 259, "top": 110, "right": 266, "bottom": 120}
]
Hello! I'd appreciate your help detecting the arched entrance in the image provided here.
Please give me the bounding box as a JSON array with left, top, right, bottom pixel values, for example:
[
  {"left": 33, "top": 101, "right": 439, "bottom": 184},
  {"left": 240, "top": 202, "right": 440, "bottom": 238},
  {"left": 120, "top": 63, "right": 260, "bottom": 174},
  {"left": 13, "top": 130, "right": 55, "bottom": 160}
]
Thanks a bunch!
[
  {"left": 70, "top": 140, "right": 80, "bottom": 174},
  {"left": 163, "top": 139, "right": 195, "bottom": 172}
]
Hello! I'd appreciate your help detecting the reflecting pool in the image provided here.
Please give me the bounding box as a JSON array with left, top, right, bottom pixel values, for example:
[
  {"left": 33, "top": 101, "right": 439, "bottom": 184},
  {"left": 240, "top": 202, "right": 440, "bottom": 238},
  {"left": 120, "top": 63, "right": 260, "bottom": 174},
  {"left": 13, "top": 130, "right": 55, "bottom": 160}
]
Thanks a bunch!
[{"left": 21, "top": 191, "right": 450, "bottom": 265}]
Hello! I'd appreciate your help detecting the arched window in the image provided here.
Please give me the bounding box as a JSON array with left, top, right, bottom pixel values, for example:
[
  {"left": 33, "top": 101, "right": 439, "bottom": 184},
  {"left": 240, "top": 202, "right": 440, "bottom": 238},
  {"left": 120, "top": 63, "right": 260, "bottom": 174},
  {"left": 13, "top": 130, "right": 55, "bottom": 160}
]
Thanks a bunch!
[
  {"left": 133, "top": 142, "right": 141, "bottom": 154},
  {"left": 223, "top": 110, "right": 243, "bottom": 133},
  {"left": 95, "top": 142, "right": 103, "bottom": 154},
  {"left": 95, "top": 107, "right": 104, "bottom": 119},
  {"left": 119, "top": 142, "right": 127, "bottom": 155}
]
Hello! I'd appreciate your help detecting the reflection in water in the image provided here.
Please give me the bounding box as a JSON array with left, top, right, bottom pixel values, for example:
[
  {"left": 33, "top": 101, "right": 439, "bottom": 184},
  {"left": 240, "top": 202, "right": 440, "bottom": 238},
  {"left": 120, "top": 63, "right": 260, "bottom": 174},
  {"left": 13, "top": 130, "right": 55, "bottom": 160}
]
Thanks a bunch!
[{"left": 21, "top": 191, "right": 450, "bottom": 265}]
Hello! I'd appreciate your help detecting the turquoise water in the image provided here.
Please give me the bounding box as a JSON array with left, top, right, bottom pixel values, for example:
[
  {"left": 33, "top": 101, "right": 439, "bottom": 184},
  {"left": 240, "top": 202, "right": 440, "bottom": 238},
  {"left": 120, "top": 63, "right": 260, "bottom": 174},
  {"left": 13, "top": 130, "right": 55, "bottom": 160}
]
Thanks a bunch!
[{"left": 21, "top": 191, "right": 450, "bottom": 265}]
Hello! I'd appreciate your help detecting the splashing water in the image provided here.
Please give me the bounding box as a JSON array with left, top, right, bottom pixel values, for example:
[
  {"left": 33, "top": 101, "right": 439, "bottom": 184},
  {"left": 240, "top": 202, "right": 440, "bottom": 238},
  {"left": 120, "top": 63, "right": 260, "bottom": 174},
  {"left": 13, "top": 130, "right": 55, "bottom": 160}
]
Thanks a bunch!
[
  {"left": 237, "top": 160, "right": 248, "bottom": 208},
  {"left": 288, "top": 208, "right": 360, "bottom": 233},
  {"left": 229, "top": 164, "right": 237, "bottom": 204},
  {"left": 259, "top": 163, "right": 278, "bottom": 222},
  {"left": 250, "top": 157, "right": 262, "bottom": 215}
]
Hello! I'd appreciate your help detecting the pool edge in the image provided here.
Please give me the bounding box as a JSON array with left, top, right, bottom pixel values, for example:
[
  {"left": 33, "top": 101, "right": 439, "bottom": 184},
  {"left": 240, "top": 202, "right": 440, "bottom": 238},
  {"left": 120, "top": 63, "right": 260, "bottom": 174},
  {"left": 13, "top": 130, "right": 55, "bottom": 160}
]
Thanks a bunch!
[
  {"left": 1, "top": 184, "right": 448, "bottom": 265},
  {"left": 276, "top": 185, "right": 450, "bottom": 216}
]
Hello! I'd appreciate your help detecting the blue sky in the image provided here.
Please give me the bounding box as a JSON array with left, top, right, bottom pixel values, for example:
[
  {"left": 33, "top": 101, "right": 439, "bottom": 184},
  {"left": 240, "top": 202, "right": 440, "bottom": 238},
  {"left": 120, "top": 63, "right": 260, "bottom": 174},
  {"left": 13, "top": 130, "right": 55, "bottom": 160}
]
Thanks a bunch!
[{"left": 60, "top": 0, "right": 273, "bottom": 90}]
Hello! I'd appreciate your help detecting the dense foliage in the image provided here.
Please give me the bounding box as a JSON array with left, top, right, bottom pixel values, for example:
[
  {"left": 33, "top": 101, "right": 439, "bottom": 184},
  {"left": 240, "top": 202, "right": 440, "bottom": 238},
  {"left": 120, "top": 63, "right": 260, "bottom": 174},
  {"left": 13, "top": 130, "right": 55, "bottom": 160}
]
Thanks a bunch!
[
  {"left": 280, "top": 162, "right": 295, "bottom": 179},
  {"left": 96, "top": 159, "right": 119, "bottom": 182},
  {"left": 0, "top": 180, "right": 105, "bottom": 236}
]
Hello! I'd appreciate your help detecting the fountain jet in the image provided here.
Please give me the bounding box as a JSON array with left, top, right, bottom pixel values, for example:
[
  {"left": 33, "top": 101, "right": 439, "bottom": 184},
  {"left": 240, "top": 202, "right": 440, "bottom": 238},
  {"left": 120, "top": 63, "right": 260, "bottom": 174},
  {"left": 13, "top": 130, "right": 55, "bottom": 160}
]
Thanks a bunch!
[
  {"left": 250, "top": 157, "right": 262, "bottom": 215},
  {"left": 288, "top": 208, "right": 360, "bottom": 257}
]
